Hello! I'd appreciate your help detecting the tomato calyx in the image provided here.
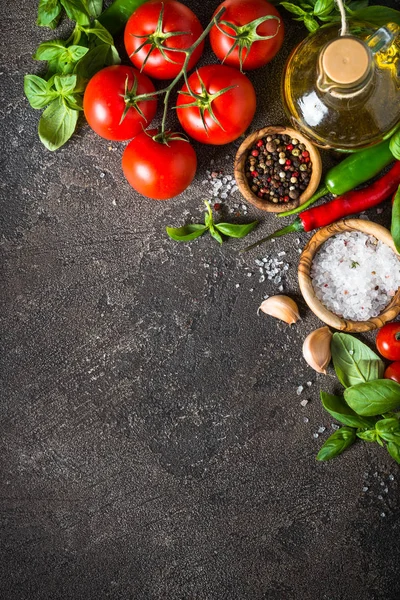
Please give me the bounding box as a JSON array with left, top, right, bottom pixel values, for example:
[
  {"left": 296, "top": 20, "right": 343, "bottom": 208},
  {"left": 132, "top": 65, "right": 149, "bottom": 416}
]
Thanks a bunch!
[
  {"left": 128, "top": 3, "right": 191, "bottom": 70},
  {"left": 119, "top": 74, "right": 156, "bottom": 124},
  {"left": 215, "top": 14, "right": 281, "bottom": 72},
  {"left": 176, "top": 69, "right": 236, "bottom": 133},
  {"left": 151, "top": 129, "right": 190, "bottom": 146}
]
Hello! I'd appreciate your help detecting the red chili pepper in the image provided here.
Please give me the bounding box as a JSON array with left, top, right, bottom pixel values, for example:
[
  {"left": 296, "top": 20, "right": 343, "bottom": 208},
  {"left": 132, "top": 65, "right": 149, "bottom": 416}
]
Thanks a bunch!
[{"left": 244, "top": 161, "right": 400, "bottom": 251}]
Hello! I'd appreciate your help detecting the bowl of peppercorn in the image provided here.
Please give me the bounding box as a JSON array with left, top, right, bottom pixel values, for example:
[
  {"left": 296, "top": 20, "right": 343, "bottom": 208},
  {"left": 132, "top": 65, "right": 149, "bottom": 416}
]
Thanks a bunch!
[{"left": 234, "top": 126, "right": 322, "bottom": 213}]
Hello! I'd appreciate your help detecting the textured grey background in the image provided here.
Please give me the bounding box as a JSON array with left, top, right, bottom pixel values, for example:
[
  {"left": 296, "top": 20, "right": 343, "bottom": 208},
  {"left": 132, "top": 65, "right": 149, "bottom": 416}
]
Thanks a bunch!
[{"left": 1, "top": 1, "right": 400, "bottom": 599}]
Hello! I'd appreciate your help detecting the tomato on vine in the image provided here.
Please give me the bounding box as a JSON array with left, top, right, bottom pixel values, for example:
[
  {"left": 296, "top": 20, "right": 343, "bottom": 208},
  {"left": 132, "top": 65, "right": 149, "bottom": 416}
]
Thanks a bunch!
[
  {"left": 209, "top": 0, "right": 284, "bottom": 71},
  {"left": 83, "top": 65, "right": 157, "bottom": 141},
  {"left": 122, "top": 129, "right": 197, "bottom": 200},
  {"left": 175, "top": 65, "right": 256, "bottom": 145},
  {"left": 376, "top": 323, "right": 400, "bottom": 361},
  {"left": 124, "top": 0, "right": 204, "bottom": 80}
]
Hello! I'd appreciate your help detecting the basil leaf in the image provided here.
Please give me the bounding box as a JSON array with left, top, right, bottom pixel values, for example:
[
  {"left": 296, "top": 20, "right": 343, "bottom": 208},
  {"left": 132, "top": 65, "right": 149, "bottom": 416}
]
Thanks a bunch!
[
  {"left": 166, "top": 224, "right": 208, "bottom": 242},
  {"left": 391, "top": 185, "right": 400, "bottom": 254},
  {"left": 346, "top": 1, "right": 369, "bottom": 12},
  {"left": 313, "top": 0, "right": 335, "bottom": 18},
  {"left": 38, "top": 97, "right": 79, "bottom": 151},
  {"left": 344, "top": 379, "right": 400, "bottom": 416},
  {"left": 84, "top": 20, "right": 114, "bottom": 45},
  {"left": 280, "top": 2, "right": 308, "bottom": 16},
  {"left": 331, "top": 333, "right": 385, "bottom": 388},
  {"left": 387, "top": 441, "right": 400, "bottom": 464},
  {"left": 60, "top": 0, "right": 91, "bottom": 24},
  {"left": 33, "top": 40, "right": 66, "bottom": 61},
  {"left": 37, "top": 0, "right": 62, "bottom": 28},
  {"left": 352, "top": 6, "right": 400, "bottom": 27},
  {"left": 316, "top": 427, "right": 356, "bottom": 461},
  {"left": 74, "top": 43, "right": 120, "bottom": 79},
  {"left": 24, "top": 75, "right": 57, "bottom": 109},
  {"left": 215, "top": 221, "right": 258, "bottom": 239},
  {"left": 86, "top": 0, "right": 102, "bottom": 18},
  {"left": 209, "top": 225, "right": 223, "bottom": 245},
  {"left": 64, "top": 94, "right": 83, "bottom": 110},
  {"left": 320, "top": 391, "right": 376, "bottom": 429},
  {"left": 376, "top": 417, "right": 400, "bottom": 434},
  {"left": 54, "top": 74, "right": 78, "bottom": 94},
  {"left": 356, "top": 429, "right": 378, "bottom": 442}
]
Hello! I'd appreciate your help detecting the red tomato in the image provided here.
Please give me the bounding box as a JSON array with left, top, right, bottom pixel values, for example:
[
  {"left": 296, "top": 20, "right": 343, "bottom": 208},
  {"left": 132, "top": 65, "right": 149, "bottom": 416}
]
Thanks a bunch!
[
  {"left": 376, "top": 323, "right": 400, "bottom": 361},
  {"left": 176, "top": 65, "right": 256, "bottom": 145},
  {"left": 83, "top": 65, "right": 157, "bottom": 141},
  {"left": 122, "top": 129, "right": 197, "bottom": 199},
  {"left": 210, "top": 0, "right": 284, "bottom": 71},
  {"left": 124, "top": 0, "right": 204, "bottom": 80},
  {"left": 384, "top": 361, "right": 400, "bottom": 384}
]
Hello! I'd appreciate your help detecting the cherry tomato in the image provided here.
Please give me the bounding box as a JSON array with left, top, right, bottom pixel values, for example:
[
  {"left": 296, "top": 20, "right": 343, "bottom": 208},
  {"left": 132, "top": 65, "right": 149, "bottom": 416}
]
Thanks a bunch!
[
  {"left": 210, "top": 0, "right": 284, "bottom": 71},
  {"left": 122, "top": 129, "right": 197, "bottom": 200},
  {"left": 176, "top": 65, "right": 256, "bottom": 145},
  {"left": 384, "top": 361, "right": 400, "bottom": 384},
  {"left": 376, "top": 322, "right": 400, "bottom": 361},
  {"left": 124, "top": 0, "right": 204, "bottom": 80},
  {"left": 83, "top": 65, "right": 157, "bottom": 141}
]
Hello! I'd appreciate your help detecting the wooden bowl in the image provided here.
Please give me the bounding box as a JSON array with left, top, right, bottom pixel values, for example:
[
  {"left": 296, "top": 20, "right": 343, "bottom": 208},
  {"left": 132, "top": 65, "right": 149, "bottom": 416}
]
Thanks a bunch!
[
  {"left": 298, "top": 219, "right": 400, "bottom": 332},
  {"left": 234, "top": 126, "right": 322, "bottom": 213}
]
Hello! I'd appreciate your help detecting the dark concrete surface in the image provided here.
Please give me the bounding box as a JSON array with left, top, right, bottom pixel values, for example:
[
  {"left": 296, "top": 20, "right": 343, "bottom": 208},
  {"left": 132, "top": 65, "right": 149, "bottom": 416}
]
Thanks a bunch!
[{"left": 1, "top": 1, "right": 400, "bottom": 599}]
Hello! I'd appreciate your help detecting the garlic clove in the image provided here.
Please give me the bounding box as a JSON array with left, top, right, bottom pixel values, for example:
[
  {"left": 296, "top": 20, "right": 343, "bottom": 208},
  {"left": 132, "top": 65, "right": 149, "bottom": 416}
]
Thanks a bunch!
[
  {"left": 258, "top": 295, "right": 300, "bottom": 325},
  {"left": 302, "top": 326, "right": 332, "bottom": 374}
]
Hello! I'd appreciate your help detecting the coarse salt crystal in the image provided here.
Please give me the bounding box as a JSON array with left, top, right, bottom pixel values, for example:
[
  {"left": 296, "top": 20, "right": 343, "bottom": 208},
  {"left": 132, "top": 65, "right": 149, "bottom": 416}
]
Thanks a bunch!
[
  {"left": 300, "top": 399, "right": 308, "bottom": 407},
  {"left": 296, "top": 385, "right": 304, "bottom": 395},
  {"left": 318, "top": 426, "right": 326, "bottom": 433}
]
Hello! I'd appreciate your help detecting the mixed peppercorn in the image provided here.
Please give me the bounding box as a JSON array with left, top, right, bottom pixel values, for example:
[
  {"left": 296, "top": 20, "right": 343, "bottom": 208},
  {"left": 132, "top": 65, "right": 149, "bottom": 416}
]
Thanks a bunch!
[{"left": 245, "top": 133, "right": 312, "bottom": 204}]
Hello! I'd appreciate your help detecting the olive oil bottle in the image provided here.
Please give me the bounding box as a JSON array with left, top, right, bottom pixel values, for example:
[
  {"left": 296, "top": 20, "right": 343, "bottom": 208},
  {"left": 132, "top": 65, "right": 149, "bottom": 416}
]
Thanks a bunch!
[{"left": 282, "top": 22, "right": 400, "bottom": 151}]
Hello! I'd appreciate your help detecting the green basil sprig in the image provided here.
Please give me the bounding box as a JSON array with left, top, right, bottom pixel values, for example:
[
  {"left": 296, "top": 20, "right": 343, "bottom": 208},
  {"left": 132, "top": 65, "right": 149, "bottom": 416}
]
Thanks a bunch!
[
  {"left": 317, "top": 332, "right": 400, "bottom": 466},
  {"left": 166, "top": 201, "right": 258, "bottom": 245},
  {"left": 275, "top": 0, "right": 400, "bottom": 33},
  {"left": 25, "top": 12, "right": 120, "bottom": 150},
  {"left": 37, "top": 0, "right": 102, "bottom": 29}
]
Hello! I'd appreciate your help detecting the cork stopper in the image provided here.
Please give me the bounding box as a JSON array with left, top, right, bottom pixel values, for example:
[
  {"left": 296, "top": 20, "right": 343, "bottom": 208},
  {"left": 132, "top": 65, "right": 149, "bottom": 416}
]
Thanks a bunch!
[{"left": 321, "top": 37, "right": 370, "bottom": 86}]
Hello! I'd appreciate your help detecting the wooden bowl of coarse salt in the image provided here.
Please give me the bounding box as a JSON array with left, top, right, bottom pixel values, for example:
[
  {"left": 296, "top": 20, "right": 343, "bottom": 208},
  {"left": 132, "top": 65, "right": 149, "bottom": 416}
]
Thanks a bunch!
[
  {"left": 298, "top": 219, "right": 400, "bottom": 332},
  {"left": 234, "top": 125, "right": 322, "bottom": 213}
]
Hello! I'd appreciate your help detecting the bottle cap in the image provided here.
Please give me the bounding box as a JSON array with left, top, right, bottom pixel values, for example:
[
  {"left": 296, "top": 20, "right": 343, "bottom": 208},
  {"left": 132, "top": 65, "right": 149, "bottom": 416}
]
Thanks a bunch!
[{"left": 321, "top": 37, "right": 370, "bottom": 86}]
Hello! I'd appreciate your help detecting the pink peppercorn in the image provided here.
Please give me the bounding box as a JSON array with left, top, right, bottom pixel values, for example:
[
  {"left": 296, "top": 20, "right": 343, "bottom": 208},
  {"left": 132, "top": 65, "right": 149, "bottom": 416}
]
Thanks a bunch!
[
  {"left": 285, "top": 159, "right": 291, "bottom": 165},
  {"left": 286, "top": 144, "right": 293, "bottom": 151},
  {"left": 214, "top": 203, "right": 221, "bottom": 210},
  {"left": 302, "top": 150, "right": 309, "bottom": 158},
  {"left": 256, "top": 140, "right": 264, "bottom": 147},
  {"left": 251, "top": 150, "right": 259, "bottom": 157}
]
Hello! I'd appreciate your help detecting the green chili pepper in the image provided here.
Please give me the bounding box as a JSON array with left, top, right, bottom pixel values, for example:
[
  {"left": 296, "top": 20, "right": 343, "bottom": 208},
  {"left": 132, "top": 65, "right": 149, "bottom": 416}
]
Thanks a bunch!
[
  {"left": 98, "top": 0, "right": 149, "bottom": 36},
  {"left": 278, "top": 138, "right": 394, "bottom": 218}
]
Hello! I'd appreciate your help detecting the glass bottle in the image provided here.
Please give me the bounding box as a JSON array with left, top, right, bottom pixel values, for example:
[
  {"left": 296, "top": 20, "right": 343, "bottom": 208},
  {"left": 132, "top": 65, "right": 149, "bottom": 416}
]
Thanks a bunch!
[{"left": 281, "top": 22, "right": 400, "bottom": 151}]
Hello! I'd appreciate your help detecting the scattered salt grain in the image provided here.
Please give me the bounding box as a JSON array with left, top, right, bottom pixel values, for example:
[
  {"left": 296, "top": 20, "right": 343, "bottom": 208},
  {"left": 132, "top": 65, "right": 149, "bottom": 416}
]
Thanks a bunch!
[
  {"left": 300, "top": 399, "right": 309, "bottom": 407},
  {"left": 362, "top": 487, "right": 369, "bottom": 492},
  {"left": 313, "top": 433, "right": 319, "bottom": 439},
  {"left": 332, "top": 423, "right": 340, "bottom": 430},
  {"left": 380, "top": 512, "right": 386, "bottom": 518},
  {"left": 303, "top": 417, "right": 309, "bottom": 423},
  {"left": 306, "top": 381, "right": 312, "bottom": 387},
  {"left": 378, "top": 495, "right": 383, "bottom": 500},
  {"left": 318, "top": 426, "right": 326, "bottom": 434},
  {"left": 296, "top": 385, "right": 304, "bottom": 395},
  {"left": 389, "top": 474, "right": 395, "bottom": 481},
  {"left": 310, "top": 231, "right": 400, "bottom": 320}
]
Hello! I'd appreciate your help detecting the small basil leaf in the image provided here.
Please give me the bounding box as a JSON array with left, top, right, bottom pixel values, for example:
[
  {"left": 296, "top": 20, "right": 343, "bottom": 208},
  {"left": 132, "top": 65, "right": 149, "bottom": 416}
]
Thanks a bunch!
[
  {"left": 60, "top": 0, "right": 91, "bottom": 25},
  {"left": 215, "top": 221, "right": 258, "bottom": 239},
  {"left": 54, "top": 74, "right": 78, "bottom": 94},
  {"left": 24, "top": 75, "right": 58, "bottom": 109},
  {"left": 331, "top": 333, "right": 385, "bottom": 388},
  {"left": 352, "top": 6, "right": 400, "bottom": 27},
  {"left": 37, "top": 0, "right": 62, "bottom": 28},
  {"left": 38, "top": 97, "right": 79, "bottom": 151},
  {"left": 391, "top": 185, "right": 400, "bottom": 253},
  {"left": 387, "top": 441, "right": 400, "bottom": 464},
  {"left": 320, "top": 391, "right": 376, "bottom": 429},
  {"left": 166, "top": 224, "right": 208, "bottom": 242},
  {"left": 346, "top": 0, "right": 369, "bottom": 12},
  {"left": 86, "top": 0, "right": 102, "bottom": 18},
  {"left": 313, "top": 0, "right": 335, "bottom": 18},
  {"left": 64, "top": 94, "right": 83, "bottom": 110},
  {"left": 209, "top": 225, "right": 223, "bottom": 245},
  {"left": 304, "top": 15, "right": 319, "bottom": 32},
  {"left": 356, "top": 429, "right": 378, "bottom": 442},
  {"left": 64, "top": 45, "right": 90, "bottom": 62},
  {"left": 344, "top": 379, "right": 400, "bottom": 416},
  {"left": 280, "top": 2, "right": 308, "bottom": 16},
  {"left": 33, "top": 40, "right": 66, "bottom": 61},
  {"left": 316, "top": 427, "right": 356, "bottom": 461},
  {"left": 376, "top": 417, "right": 400, "bottom": 434}
]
